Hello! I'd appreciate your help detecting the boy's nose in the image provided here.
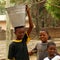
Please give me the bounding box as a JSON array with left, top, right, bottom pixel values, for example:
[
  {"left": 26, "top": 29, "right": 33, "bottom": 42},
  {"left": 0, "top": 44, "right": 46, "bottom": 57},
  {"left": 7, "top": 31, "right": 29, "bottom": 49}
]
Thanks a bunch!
[
  {"left": 20, "top": 33, "right": 24, "bottom": 36},
  {"left": 41, "top": 35, "right": 44, "bottom": 38},
  {"left": 51, "top": 49, "right": 55, "bottom": 52}
]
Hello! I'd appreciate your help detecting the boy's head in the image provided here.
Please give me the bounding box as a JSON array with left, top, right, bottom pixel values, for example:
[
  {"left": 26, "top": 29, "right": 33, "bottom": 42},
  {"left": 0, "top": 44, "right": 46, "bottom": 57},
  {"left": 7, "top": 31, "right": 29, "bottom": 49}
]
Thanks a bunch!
[
  {"left": 47, "top": 42, "right": 56, "bottom": 57},
  {"left": 14, "top": 26, "right": 26, "bottom": 40},
  {"left": 39, "top": 29, "right": 51, "bottom": 43}
]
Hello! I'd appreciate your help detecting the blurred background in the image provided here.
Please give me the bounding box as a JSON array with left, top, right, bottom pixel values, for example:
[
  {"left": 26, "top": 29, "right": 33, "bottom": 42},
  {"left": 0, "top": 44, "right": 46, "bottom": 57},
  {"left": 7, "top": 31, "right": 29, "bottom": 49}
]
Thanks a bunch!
[{"left": 0, "top": 0, "right": 60, "bottom": 60}]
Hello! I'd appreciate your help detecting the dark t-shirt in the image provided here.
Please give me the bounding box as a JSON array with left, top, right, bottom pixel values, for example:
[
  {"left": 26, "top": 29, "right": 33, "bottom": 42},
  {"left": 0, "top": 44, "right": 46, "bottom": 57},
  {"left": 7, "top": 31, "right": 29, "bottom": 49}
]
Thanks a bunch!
[{"left": 8, "top": 34, "right": 29, "bottom": 60}]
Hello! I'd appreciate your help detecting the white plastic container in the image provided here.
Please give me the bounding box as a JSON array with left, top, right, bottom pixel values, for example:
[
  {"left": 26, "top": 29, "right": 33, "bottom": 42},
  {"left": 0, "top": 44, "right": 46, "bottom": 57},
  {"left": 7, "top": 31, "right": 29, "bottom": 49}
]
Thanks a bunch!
[{"left": 6, "top": 4, "right": 26, "bottom": 27}]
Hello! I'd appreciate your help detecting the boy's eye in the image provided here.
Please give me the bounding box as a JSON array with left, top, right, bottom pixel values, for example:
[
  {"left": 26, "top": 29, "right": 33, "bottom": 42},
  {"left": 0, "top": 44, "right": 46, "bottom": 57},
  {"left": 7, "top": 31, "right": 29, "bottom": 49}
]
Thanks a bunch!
[
  {"left": 39, "top": 35, "right": 45, "bottom": 36},
  {"left": 49, "top": 48, "right": 56, "bottom": 51}
]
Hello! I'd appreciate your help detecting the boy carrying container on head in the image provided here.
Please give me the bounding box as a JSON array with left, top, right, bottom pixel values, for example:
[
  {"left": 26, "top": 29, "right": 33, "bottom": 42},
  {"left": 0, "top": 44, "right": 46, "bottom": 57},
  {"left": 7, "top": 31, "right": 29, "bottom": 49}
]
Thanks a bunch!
[{"left": 6, "top": 5, "right": 33, "bottom": 60}]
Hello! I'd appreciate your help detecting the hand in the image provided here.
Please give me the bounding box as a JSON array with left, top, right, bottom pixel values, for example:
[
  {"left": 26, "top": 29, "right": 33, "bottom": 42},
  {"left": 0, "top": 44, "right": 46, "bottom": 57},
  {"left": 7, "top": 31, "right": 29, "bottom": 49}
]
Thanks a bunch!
[
  {"left": 28, "top": 51, "right": 33, "bottom": 56},
  {"left": 26, "top": 5, "right": 30, "bottom": 12}
]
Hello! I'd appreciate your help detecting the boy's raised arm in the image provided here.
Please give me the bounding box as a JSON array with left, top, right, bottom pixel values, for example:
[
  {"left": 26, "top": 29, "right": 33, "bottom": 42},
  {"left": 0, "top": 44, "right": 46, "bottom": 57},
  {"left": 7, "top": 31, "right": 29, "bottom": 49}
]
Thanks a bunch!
[{"left": 26, "top": 5, "right": 33, "bottom": 35}]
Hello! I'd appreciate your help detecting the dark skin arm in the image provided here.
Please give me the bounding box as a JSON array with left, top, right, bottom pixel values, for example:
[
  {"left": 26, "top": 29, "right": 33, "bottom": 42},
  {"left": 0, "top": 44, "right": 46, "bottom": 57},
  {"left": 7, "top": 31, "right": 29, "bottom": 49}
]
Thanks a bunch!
[
  {"left": 26, "top": 5, "right": 33, "bottom": 35},
  {"left": 29, "top": 46, "right": 37, "bottom": 56}
]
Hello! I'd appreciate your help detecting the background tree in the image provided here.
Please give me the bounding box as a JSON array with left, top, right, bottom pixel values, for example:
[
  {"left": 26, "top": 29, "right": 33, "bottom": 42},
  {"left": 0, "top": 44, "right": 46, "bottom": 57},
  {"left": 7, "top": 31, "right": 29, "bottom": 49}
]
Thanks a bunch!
[
  {"left": 45, "top": 0, "right": 60, "bottom": 20},
  {"left": 0, "top": 0, "right": 6, "bottom": 15}
]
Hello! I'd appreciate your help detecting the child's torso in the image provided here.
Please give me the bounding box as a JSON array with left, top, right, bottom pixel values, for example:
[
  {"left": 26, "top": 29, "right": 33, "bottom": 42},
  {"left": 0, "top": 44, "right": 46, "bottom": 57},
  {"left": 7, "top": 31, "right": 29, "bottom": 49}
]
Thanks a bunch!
[
  {"left": 44, "top": 55, "right": 60, "bottom": 60},
  {"left": 36, "top": 43, "right": 48, "bottom": 60},
  {"left": 12, "top": 42, "right": 29, "bottom": 60}
]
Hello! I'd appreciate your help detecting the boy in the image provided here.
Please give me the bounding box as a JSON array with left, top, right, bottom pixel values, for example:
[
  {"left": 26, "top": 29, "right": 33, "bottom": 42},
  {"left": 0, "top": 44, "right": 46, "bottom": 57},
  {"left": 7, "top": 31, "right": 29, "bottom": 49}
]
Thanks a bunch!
[
  {"left": 29, "top": 29, "right": 52, "bottom": 60},
  {"left": 8, "top": 5, "right": 33, "bottom": 60},
  {"left": 43, "top": 42, "right": 60, "bottom": 60}
]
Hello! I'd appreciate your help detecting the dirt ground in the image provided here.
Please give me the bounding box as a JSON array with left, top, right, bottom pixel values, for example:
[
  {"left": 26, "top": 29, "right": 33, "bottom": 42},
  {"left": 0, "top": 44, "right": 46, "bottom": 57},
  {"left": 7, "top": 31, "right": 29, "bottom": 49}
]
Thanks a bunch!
[{"left": 30, "top": 55, "right": 37, "bottom": 60}]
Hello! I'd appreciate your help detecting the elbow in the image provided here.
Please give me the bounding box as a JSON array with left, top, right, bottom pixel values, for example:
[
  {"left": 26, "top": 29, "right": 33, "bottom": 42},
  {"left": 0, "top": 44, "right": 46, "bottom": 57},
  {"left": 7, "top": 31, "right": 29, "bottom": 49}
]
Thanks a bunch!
[
  {"left": 31, "top": 23, "right": 34, "bottom": 28},
  {"left": 30, "top": 25, "right": 34, "bottom": 29}
]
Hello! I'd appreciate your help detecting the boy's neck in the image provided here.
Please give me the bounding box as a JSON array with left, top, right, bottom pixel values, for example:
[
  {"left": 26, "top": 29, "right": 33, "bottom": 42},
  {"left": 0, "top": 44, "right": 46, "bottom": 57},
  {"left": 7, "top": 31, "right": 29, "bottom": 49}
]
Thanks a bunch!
[
  {"left": 16, "top": 38, "right": 22, "bottom": 40},
  {"left": 42, "top": 41, "right": 47, "bottom": 43},
  {"left": 48, "top": 54, "right": 55, "bottom": 59}
]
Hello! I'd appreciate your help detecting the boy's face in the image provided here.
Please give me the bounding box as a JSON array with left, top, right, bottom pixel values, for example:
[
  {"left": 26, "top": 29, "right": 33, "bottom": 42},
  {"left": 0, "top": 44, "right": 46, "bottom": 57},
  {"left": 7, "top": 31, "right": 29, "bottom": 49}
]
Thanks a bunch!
[
  {"left": 15, "top": 27, "right": 25, "bottom": 40},
  {"left": 47, "top": 45, "right": 56, "bottom": 56},
  {"left": 39, "top": 31, "right": 48, "bottom": 43}
]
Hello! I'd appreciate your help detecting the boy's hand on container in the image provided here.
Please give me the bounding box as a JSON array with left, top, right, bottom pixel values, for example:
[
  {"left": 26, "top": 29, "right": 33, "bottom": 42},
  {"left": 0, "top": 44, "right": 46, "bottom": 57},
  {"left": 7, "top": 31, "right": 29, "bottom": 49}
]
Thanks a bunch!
[
  {"left": 28, "top": 51, "right": 33, "bottom": 56},
  {"left": 26, "top": 5, "right": 30, "bottom": 12}
]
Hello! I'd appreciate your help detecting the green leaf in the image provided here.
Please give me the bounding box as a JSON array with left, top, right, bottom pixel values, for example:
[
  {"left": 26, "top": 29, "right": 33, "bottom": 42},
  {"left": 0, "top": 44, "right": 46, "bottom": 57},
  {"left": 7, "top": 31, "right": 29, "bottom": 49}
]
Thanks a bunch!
[{"left": 45, "top": 0, "right": 60, "bottom": 20}]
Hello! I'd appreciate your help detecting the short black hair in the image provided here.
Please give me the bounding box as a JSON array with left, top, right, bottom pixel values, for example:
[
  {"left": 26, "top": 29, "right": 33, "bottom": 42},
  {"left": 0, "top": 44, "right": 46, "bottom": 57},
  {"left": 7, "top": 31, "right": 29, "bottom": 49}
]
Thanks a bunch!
[
  {"left": 40, "top": 29, "right": 51, "bottom": 40},
  {"left": 47, "top": 42, "right": 56, "bottom": 48},
  {"left": 14, "top": 26, "right": 24, "bottom": 30}
]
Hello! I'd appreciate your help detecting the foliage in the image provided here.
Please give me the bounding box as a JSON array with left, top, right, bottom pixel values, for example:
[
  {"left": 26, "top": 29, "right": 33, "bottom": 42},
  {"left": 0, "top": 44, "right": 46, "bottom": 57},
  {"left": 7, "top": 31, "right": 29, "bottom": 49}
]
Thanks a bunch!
[
  {"left": 0, "top": 0, "right": 6, "bottom": 14},
  {"left": 10, "top": 0, "right": 29, "bottom": 5},
  {"left": 45, "top": 0, "right": 60, "bottom": 20}
]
